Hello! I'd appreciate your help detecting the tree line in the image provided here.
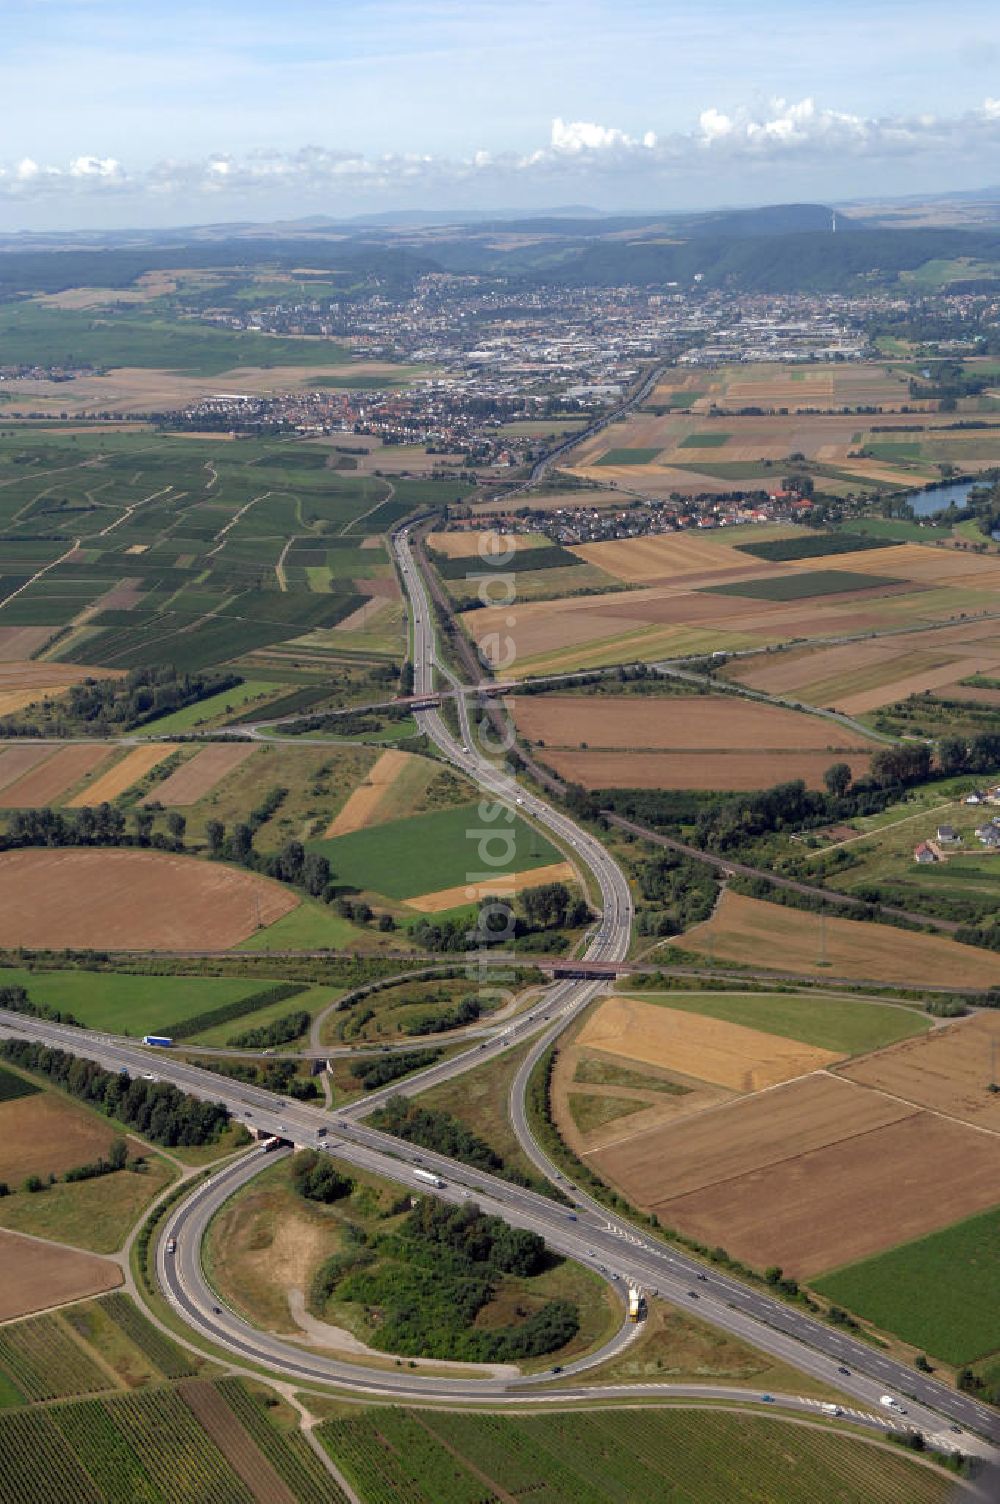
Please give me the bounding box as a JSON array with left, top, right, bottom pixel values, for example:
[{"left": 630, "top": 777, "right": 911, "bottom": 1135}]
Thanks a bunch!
[
  {"left": 67, "top": 665, "right": 243, "bottom": 733},
  {"left": 0, "top": 1039, "right": 229, "bottom": 1147}
]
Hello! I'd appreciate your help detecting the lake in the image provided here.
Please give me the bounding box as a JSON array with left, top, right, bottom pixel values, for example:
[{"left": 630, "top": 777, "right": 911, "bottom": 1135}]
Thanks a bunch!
[{"left": 908, "top": 478, "right": 979, "bottom": 516}]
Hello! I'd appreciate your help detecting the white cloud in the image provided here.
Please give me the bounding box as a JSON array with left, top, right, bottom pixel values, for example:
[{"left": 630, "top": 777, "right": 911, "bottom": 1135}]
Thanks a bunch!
[
  {"left": 3, "top": 97, "right": 1000, "bottom": 206},
  {"left": 550, "top": 117, "right": 656, "bottom": 153}
]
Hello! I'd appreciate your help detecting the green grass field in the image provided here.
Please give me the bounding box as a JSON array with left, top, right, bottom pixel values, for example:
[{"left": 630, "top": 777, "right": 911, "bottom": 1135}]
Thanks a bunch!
[
  {"left": 705, "top": 569, "right": 902, "bottom": 601},
  {"left": 0, "top": 1064, "right": 40, "bottom": 1103},
  {"left": 0, "top": 302, "right": 354, "bottom": 375},
  {"left": 814, "top": 1205, "right": 1000, "bottom": 1364},
  {"left": 239, "top": 899, "right": 376, "bottom": 951},
  {"left": 595, "top": 447, "right": 662, "bottom": 465},
  {"left": 678, "top": 431, "right": 732, "bottom": 448},
  {"left": 0, "top": 967, "right": 267, "bottom": 1036},
  {"left": 624, "top": 991, "right": 931, "bottom": 1055},
  {"left": 311, "top": 802, "right": 563, "bottom": 900},
  {"left": 141, "top": 681, "right": 278, "bottom": 734},
  {"left": 318, "top": 1406, "right": 950, "bottom": 1504}
]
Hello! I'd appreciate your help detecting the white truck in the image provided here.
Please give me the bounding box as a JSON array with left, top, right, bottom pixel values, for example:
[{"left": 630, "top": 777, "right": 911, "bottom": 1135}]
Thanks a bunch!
[
  {"left": 413, "top": 1167, "right": 445, "bottom": 1189},
  {"left": 627, "top": 1286, "right": 643, "bottom": 1323},
  {"left": 879, "top": 1395, "right": 906, "bottom": 1414}
]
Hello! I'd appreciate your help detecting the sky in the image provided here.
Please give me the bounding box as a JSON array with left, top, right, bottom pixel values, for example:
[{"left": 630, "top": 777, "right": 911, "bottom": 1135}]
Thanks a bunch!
[{"left": 3, "top": 0, "right": 1000, "bottom": 230}]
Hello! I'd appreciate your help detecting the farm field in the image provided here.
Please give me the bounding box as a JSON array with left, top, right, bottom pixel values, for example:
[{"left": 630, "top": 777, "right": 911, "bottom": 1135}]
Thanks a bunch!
[
  {"left": 813, "top": 1205, "right": 1000, "bottom": 1365},
  {"left": 836, "top": 1011, "right": 1000, "bottom": 1131},
  {"left": 0, "top": 744, "right": 113, "bottom": 808},
  {"left": 724, "top": 616, "right": 1000, "bottom": 714},
  {"left": 465, "top": 525, "right": 994, "bottom": 676},
  {"left": 557, "top": 359, "right": 998, "bottom": 497},
  {"left": 0, "top": 1375, "right": 342, "bottom": 1504},
  {"left": 404, "top": 859, "right": 577, "bottom": 911},
  {"left": 681, "top": 890, "right": 1000, "bottom": 986},
  {"left": 0, "top": 1232, "right": 121, "bottom": 1322},
  {"left": 0, "top": 848, "right": 298, "bottom": 950},
  {"left": 427, "top": 529, "right": 551, "bottom": 558},
  {"left": 0, "top": 429, "right": 438, "bottom": 703},
  {"left": 513, "top": 693, "right": 872, "bottom": 751},
  {"left": 0, "top": 965, "right": 278, "bottom": 1036},
  {"left": 589, "top": 1069, "right": 1000, "bottom": 1277},
  {"left": 574, "top": 995, "right": 841, "bottom": 1091},
  {"left": 311, "top": 801, "right": 564, "bottom": 904},
  {"left": 0, "top": 1080, "right": 144, "bottom": 1183},
  {"left": 65, "top": 745, "right": 175, "bottom": 807},
  {"left": 617, "top": 990, "right": 932, "bottom": 1055},
  {"left": 325, "top": 748, "right": 417, "bottom": 835},
  {"left": 514, "top": 691, "right": 875, "bottom": 788},
  {"left": 0, "top": 661, "right": 116, "bottom": 718},
  {"left": 318, "top": 1405, "right": 952, "bottom": 1504},
  {"left": 139, "top": 743, "right": 258, "bottom": 806},
  {"left": 546, "top": 747, "right": 877, "bottom": 790}
]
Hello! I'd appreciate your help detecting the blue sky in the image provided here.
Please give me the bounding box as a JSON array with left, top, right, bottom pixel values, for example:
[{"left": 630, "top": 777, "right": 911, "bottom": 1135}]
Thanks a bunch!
[{"left": 3, "top": 0, "right": 1000, "bottom": 228}]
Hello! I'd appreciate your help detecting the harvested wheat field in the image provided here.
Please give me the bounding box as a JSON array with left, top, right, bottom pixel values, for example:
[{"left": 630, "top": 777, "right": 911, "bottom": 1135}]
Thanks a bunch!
[
  {"left": 653, "top": 1109, "right": 1000, "bottom": 1279},
  {"left": 427, "top": 530, "right": 547, "bottom": 559},
  {"left": 404, "top": 860, "right": 577, "bottom": 912},
  {"left": 325, "top": 749, "right": 412, "bottom": 836},
  {"left": 0, "top": 660, "right": 114, "bottom": 691},
  {"left": 569, "top": 532, "right": 790, "bottom": 584},
  {"left": 0, "top": 847, "right": 296, "bottom": 950},
  {"left": 0, "top": 1230, "right": 121, "bottom": 1322},
  {"left": 575, "top": 995, "right": 840, "bottom": 1091},
  {"left": 0, "top": 743, "right": 53, "bottom": 792},
  {"left": 542, "top": 747, "right": 873, "bottom": 791},
  {"left": 805, "top": 543, "right": 1000, "bottom": 586},
  {"left": 0, "top": 743, "right": 112, "bottom": 807},
  {"left": 66, "top": 744, "right": 175, "bottom": 807},
  {"left": 684, "top": 891, "right": 1000, "bottom": 988},
  {"left": 141, "top": 742, "right": 257, "bottom": 805},
  {"left": 591, "top": 1074, "right": 912, "bottom": 1206},
  {"left": 837, "top": 1012, "right": 1000, "bottom": 1131}
]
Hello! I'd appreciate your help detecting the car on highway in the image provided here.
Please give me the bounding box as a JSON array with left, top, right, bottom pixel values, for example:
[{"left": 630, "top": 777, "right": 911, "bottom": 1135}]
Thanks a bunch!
[
  {"left": 761, "top": 1394, "right": 775, "bottom": 1404},
  {"left": 837, "top": 1365, "right": 851, "bottom": 1375},
  {"left": 165, "top": 1237, "right": 176, "bottom": 1254},
  {"left": 687, "top": 1290, "right": 699, "bottom": 1299}
]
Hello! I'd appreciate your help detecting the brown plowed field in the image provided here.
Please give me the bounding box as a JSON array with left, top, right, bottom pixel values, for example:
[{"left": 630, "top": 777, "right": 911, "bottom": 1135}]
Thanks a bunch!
[
  {"left": 0, "top": 1230, "right": 121, "bottom": 1322},
  {"left": 66, "top": 744, "right": 175, "bottom": 807},
  {"left": 592, "top": 1074, "right": 912, "bottom": 1204},
  {"left": 0, "top": 1091, "right": 144, "bottom": 1182},
  {"left": 728, "top": 620, "right": 1000, "bottom": 714},
  {"left": 324, "top": 748, "right": 411, "bottom": 836},
  {"left": 575, "top": 996, "right": 840, "bottom": 1092},
  {"left": 542, "top": 747, "right": 874, "bottom": 791},
  {"left": 683, "top": 891, "right": 1000, "bottom": 987},
  {"left": 179, "top": 1380, "right": 298, "bottom": 1504},
  {"left": 0, "top": 847, "right": 296, "bottom": 949},
  {"left": 0, "top": 626, "right": 58, "bottom": 660},
  {"left": 0, "top": 743, "right": 53, "bottom": 792},
  {"left": 141, "top": 742, "right": 257, "bottom": 806},
  {"left": 0, "top": 743, "right": 112, "bottom": 807},
  {"left": 837, "top": 1012, "right": 1000, "bottom": 1131},
  {"left": 653, "top": 1110, "right": 1000, "bottom": 1278},
  {"left": 513, "top": 694, "right": 873, "bottom": 751}
]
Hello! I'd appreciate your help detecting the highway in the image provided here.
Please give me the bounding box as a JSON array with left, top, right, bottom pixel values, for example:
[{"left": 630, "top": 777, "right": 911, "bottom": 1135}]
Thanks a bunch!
[
  {"left": 1, "top": 1008, "right": 995, "bottom": 1452},
  {"left": 1, "top": 529, "right": 997, "bottom": 1454}
]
